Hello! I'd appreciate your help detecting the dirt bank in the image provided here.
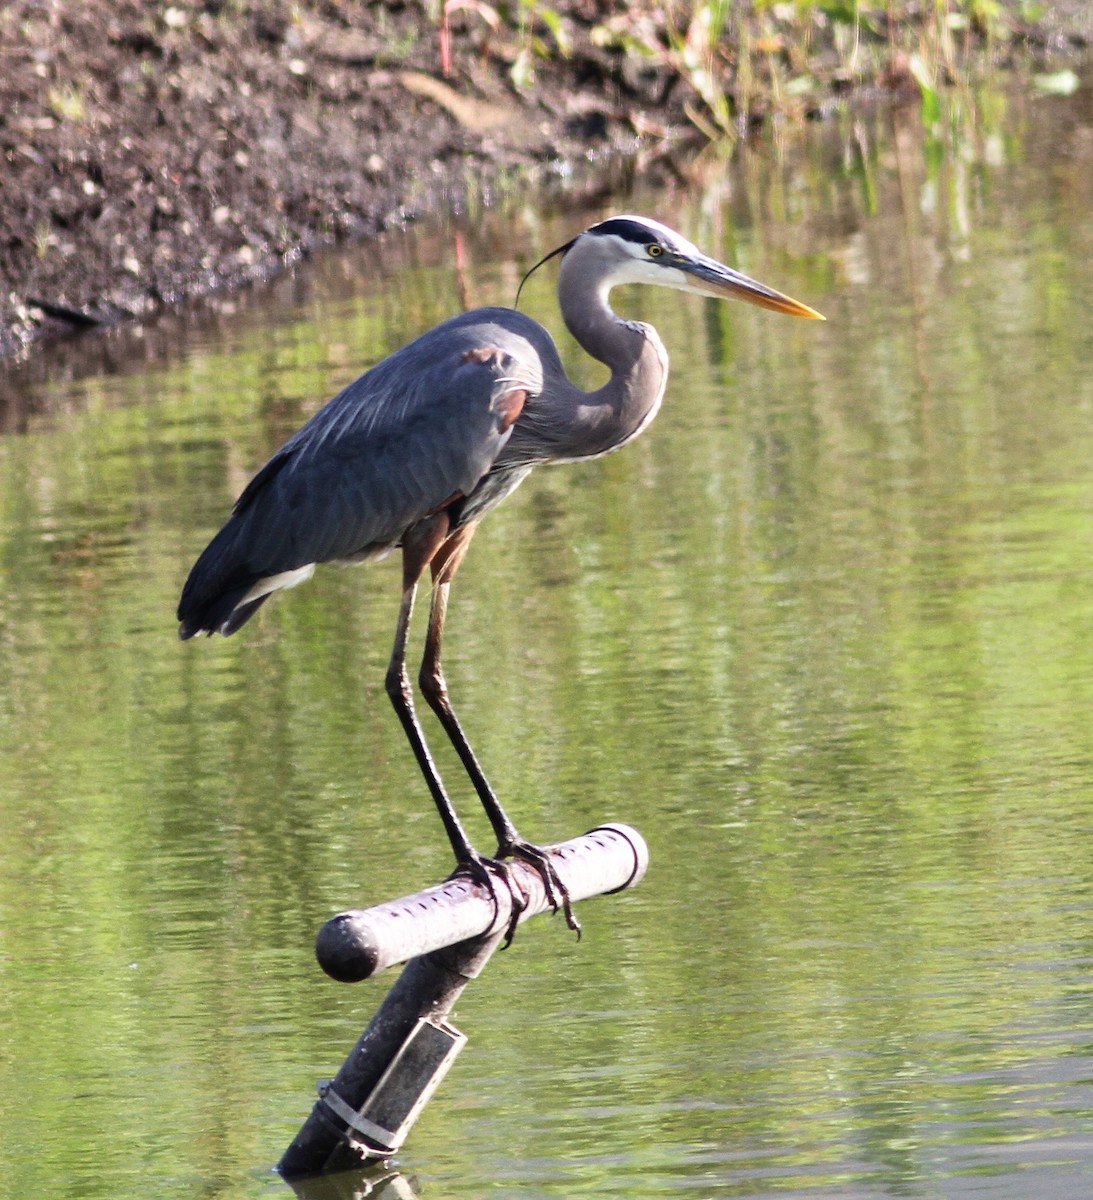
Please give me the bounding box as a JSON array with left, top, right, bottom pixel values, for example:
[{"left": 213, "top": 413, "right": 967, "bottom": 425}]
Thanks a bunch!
[{"left": 1, "top": 0, "right": 1089, "bottom": 358}]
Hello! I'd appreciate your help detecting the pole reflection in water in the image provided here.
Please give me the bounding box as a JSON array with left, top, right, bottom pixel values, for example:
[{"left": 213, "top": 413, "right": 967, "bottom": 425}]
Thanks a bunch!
[{"left": 285, "top": 1165, "right": 421, "bottom": 1200}]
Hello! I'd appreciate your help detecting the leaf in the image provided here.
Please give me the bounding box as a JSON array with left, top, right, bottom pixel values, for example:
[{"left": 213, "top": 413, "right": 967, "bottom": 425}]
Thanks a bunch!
[
  {"left": 908, "top": 53, "right": 941, "bottom": 128},
  {"left": 1033, "top": 70, "right": 1080, "bottom": 96},
  {"left": 510, "top": 46, "right": 534, "bottom": 91},
  {"left": 533, "top": 4, "right": 571, "bottom": 56}
]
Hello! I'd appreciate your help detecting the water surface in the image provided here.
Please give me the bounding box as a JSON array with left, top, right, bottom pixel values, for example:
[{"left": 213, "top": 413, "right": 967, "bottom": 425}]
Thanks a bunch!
[{"left": 2, "top": 84, "right": 1093, "bottom": 1198}]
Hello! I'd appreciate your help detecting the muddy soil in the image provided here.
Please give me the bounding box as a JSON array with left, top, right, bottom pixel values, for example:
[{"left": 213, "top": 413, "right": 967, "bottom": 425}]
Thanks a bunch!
[
  {"left": 0, "top": 0, "right": 673, "bottom": 355},
  {"left": 1, "top": 0, "right": 1088, "bottom": 357}
]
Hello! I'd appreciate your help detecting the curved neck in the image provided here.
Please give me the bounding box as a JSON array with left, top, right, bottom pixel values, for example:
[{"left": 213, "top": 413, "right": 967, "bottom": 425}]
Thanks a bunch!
[
  {"left": 553, "top": 252, "right": 669, "bottom": 459},
  {"left": 558, "top": 251, "right": 644, "bottom": 375}
]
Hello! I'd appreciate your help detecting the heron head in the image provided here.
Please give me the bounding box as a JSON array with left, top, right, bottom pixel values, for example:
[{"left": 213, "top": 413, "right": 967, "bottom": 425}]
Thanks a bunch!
[{"left": 518, "top": 215, "right": 824, "bottom": 321}]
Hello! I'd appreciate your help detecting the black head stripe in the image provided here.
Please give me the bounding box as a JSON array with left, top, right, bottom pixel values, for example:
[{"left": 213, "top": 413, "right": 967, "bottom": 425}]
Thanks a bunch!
[{"left": 587, "top": 217, "right": 661, "bottom": 247}]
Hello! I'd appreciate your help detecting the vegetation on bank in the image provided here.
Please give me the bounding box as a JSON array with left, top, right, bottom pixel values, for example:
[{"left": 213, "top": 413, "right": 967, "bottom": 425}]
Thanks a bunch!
[{"left": 436, "top": 0, "right": 1083, "bottom": 138}]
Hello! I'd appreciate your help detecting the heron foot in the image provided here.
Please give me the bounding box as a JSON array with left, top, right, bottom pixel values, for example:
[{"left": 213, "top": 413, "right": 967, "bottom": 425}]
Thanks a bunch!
[
  {"left": 449, "top": 851, "right": 530, "bottom": 946},
  {"left": 499, "top": 839, "right": 582, "bottom": 939}
]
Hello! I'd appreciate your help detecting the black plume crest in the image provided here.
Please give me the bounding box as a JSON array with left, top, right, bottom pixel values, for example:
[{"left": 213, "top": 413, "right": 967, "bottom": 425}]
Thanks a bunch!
[{"left": 515, "top": 235, "right": 575, "bottom": 308}]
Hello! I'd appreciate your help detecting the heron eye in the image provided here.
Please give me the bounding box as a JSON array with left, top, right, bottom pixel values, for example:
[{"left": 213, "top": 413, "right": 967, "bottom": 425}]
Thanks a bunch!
[{"left": 647, "top": 244, "right": 664, "bottom": 258}]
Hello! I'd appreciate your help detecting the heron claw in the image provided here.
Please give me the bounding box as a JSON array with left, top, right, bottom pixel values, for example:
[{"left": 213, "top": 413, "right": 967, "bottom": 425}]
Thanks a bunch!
[
  {"left": 498, "top": 840, "right": 581, "bottom": 940},
  {"left": 450, "top": 840, "right": 580, "bottom": 944},
  {"left": 450, "top": 852, "right": 529, "bottom": 946}
]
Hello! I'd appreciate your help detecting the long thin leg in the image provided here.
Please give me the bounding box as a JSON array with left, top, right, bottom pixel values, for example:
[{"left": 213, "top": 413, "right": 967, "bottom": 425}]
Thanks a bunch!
[
  {"left": 418, "top": 522, "right": 522, "bottom": 850},
  {"left": 385, "top": 517, "right": 479, "bottom": 867},
  {"left": 389, "top": 516, "right": 527, "bottom": 935},
  {"left": 420, "top": 522, "right": 580, "bottom": 934}
]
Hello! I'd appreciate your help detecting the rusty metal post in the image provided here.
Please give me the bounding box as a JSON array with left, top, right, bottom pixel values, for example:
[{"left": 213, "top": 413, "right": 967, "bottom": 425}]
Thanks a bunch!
[{"left": 278, "top": 824, "right": 648, "bottom": 1179}]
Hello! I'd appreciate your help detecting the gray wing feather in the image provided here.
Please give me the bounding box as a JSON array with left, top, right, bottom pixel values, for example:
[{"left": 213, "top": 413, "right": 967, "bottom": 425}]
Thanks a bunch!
[{"left": 206, "top": 312, "right": 545, "bottom": 578}]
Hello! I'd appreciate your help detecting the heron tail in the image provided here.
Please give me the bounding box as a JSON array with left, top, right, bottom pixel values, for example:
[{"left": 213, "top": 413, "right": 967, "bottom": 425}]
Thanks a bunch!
[{"left": 177, "top": 584, "right": 271, "bottom": 639}]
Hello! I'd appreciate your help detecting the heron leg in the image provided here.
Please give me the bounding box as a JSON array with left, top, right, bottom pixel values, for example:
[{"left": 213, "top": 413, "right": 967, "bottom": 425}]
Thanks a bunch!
[
  {"left": 419, "top": 523, "right": 520, "bottom": 847},
  {"left": 388, "top": 517, "right": 523, "bottom": 936},
  {"left": 420, "top": 523, "right": 580, "bottom": 935},
  {"left": 386, "top": 517, "right": 480, "bottom": 869}
]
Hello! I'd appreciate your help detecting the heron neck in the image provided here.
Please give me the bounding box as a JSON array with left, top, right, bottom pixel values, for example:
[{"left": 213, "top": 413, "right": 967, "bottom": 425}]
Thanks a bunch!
[
  {"left": 558, "top": 261, "right": 646, "bottom": 374},
  {"left": 556, "top": 265, "right": 669, "bottom": 458}
]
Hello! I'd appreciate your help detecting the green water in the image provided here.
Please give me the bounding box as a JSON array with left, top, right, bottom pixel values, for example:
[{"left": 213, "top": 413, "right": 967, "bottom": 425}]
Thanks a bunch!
[{"left": 2, "top": 86, "right": 1093, "bottom": 1198}]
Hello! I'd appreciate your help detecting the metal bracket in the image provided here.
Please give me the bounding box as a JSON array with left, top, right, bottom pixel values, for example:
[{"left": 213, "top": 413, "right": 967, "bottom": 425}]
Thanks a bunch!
[{"left": 317, "top": 1016, "right": 468, "bottom": 1154}]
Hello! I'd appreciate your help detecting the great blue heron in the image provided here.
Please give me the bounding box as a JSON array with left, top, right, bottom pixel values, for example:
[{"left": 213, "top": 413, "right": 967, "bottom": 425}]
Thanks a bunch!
[{"left": 178, "top": 215, "right": 823, "bottom": 927}]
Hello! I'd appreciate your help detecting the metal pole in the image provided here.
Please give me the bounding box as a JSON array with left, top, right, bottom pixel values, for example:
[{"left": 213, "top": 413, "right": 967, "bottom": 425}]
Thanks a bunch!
[
  {"left": 317, "top": 824, "right": 648, "bottom": 982},
  {"left": 278, "top": 824, "right": 648, "bottom": 1179}
]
